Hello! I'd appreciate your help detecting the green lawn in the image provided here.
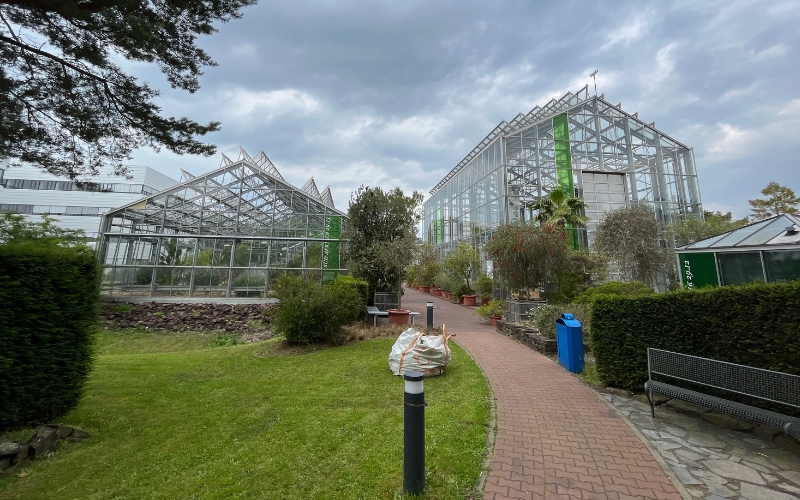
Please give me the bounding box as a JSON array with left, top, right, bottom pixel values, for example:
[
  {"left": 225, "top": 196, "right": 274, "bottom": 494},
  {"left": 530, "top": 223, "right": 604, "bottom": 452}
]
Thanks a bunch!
[{"left": 0, "top": 331, "right": 491, "bottom": 499}]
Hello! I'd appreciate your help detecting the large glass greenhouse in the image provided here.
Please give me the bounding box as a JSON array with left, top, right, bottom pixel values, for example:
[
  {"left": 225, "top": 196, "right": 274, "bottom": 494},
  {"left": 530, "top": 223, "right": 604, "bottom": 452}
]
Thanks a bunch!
[
  {"left": 422, "top": 86, "right": 703, "bottom": 264},
  {"left": 97, "top": 148, "right": 347, "bottom": 298}
]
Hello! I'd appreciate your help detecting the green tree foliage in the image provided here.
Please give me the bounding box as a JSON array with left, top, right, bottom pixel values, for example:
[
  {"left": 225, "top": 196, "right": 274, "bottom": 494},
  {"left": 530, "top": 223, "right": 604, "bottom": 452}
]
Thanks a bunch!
[
  {"left": 550, "top": 250, "right": 609, "bottom": 304},
  {"left": 343, "top": 186, "right": 423, "bottom": 299},
  {"left": 528, "top": 188, "right": 589, "bottom": 228},
  {"left": 484, "top": 222, "right": 568, "bottom": 296},
  {"left": 271, "top": 274, "right": 364, "bottom": 345},
  {"left": 0, "top": 0, "right": 255, "bottom": 181},
  {"left": 748, "top": 181, "right": 800, "bottom": 220},
  {"left": 668, "top": 211, "right": 749, "bottom": 246},
  {"left": 444, "top": 242, "right": 480, "bottom": 292},
  {"left": 416, "top": 242, "right": 440, "bottom": 287},
  {"left": 593, "top": 205, "right": 670, "bottom": 288},
  {"left": 0, "top": 212, "right": 87, "bottom": 246}
]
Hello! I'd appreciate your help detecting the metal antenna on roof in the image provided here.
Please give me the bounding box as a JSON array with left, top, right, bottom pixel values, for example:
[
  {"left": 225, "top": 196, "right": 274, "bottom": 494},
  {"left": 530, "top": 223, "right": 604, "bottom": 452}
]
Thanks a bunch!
[{"left": 590, "top": 69, "right": 599, "bottom": 96}]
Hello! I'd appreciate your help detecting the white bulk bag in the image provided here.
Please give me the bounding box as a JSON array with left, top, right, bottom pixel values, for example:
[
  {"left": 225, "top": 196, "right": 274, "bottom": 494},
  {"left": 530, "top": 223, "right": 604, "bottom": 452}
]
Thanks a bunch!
[{"left": 388, "top": 325, "right": 453, "bottom": 377}]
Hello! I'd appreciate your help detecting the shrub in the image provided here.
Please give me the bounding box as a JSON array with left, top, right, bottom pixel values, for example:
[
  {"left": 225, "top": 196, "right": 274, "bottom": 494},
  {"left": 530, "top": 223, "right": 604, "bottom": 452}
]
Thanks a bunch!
[
  {"left": 476, "top": 299, "right": 506, "bottom": 320},
  {"left": 573, "top": 281, "right": 653, "bottom": 304},
  {"left": 528, "top": 303, "right": 592, "bottom": 339},
  {"left": 0, "top": 241, "right": 101, "bottom": 427},
  {"left": 330, "top": 275, "right": 369, "bottom": 318},
  {"left": 591, "top": 281, "right": 800, "bottom": 391},
  {"left": 475, "top": 274, "right": 494, "bottom": 301},
  {"left": 273, "top": 274, "right": 364, "bottom": 345},
  {"left": 433, "top": 272, "right": 452, "bottom": 292}
]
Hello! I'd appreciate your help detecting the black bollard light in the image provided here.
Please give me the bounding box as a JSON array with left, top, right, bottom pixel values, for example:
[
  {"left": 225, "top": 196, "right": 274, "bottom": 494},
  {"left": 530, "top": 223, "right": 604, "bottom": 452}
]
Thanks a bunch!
[
  {"left": 403, "top": 371, "right": 425, "bottom": 495},
  {"left": 426, "top": 301, "right": 433, "bottom": 328}
]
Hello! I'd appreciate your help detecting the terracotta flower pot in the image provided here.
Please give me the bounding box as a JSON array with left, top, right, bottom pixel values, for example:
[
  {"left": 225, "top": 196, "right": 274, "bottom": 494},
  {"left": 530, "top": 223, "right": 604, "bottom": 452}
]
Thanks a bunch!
[
  {"left": 462, "top": 294, "right": 477, "bottom": 306},
  {"left": 481, "top": 298, "right": 490, "bottom": 306},
  {"left": 420, "top": 286, "right": 431, "bottom": 293},
  {"left": 441, "top": 291, "right": 452, "bottom": 300},
  {"left": 457, "top": 296, "right": 464, "bottom": 304},
  {"left": 387, "top": 309, "right": 411, "bottom": 325},
  {"left": 432, "top": 288, "right": 442, "bottom": 297},
  {"left": 490, "top": 314, "right": 502, "bottom": 327}
]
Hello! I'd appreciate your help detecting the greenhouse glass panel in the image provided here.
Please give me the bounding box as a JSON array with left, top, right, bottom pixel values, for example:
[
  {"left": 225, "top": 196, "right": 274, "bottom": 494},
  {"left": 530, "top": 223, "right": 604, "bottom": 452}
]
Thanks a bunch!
[
  {"left": 718, "top": 252, "right": 764, "bottom": 286},
  {"left": 764, "top": 250, "right": 800, "bottom": 283}
]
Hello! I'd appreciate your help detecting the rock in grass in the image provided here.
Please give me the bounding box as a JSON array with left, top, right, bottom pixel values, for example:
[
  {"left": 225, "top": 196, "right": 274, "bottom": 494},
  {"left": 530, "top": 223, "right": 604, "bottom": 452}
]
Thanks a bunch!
[
  {"left": 28, "top": 426, "right": 58, "bottom": 458},
  {"left": 0, "top": 441, "right": 22, "bottom": 457}
]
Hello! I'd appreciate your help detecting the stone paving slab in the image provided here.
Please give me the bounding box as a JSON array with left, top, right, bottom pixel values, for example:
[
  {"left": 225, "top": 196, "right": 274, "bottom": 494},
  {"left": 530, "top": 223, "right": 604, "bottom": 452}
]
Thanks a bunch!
[
  {"left": 401, "top": 288, "right": 683, "bottom": 500},
  {"left": 602, "top": 392, "right": 800, "bottom": 500}
]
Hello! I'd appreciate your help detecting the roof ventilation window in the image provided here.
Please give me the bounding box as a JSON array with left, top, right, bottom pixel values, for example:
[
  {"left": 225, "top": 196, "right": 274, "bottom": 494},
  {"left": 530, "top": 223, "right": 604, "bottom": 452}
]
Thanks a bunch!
[{"left": 786, "top": 224, "right": 799, "bottom": 235}]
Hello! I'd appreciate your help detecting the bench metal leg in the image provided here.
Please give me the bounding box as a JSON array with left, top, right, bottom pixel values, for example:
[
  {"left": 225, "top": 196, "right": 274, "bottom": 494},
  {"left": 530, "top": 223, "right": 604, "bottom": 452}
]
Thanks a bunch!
[{"left": 645, "top": 383, "right": 655, "bottom": 418}]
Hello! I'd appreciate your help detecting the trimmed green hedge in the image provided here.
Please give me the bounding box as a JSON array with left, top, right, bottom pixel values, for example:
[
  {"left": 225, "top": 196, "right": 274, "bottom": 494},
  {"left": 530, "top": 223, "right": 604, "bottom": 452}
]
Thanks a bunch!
[
  {"left": 0, "top": 242, "right": 101, "bottom": 428},
  {"left": 592, "top": 281, "right": 800, "bottom": 391}
]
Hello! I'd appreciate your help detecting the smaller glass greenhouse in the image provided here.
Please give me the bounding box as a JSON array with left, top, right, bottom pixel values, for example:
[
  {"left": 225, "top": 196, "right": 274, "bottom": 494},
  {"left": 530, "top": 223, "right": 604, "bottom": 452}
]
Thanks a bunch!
[{"left": 676, "top": 214, "right": 800, "bottom": 288}]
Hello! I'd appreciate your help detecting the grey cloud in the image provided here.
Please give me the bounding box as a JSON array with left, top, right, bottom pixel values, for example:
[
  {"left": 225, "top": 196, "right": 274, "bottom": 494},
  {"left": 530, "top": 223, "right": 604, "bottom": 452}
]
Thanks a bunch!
[{"left": 129, "top": 0, "right": 800, "bottom": 218}]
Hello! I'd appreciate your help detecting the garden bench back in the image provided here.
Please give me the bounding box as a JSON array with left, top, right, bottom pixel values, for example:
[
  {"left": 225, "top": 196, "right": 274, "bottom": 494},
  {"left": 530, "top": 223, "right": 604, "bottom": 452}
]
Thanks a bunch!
[
  {"left": 373, "top": 292, "right": 399, "bottom": 312},
  {"left": 645, "top": 348, "right": 800, "bottom": 441}
]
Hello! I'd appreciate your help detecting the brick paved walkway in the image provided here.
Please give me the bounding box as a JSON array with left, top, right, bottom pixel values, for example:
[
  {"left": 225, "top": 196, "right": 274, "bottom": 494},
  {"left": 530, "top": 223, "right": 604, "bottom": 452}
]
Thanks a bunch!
[{"left": 401, "top": 288, "right": 682, "bottom": 500}]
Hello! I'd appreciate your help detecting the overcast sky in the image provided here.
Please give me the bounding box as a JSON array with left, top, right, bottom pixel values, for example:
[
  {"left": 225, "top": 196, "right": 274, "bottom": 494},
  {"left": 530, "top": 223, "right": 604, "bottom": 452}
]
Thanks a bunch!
[{"left": 127, "top": 0, "right": 800, "bottom": 219}]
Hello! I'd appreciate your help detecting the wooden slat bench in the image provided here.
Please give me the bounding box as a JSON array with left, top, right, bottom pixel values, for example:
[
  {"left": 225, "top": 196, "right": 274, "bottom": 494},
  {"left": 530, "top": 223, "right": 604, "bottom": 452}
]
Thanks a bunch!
[{"left": 644, "top": 348, "right": 800, "bottom": 442}]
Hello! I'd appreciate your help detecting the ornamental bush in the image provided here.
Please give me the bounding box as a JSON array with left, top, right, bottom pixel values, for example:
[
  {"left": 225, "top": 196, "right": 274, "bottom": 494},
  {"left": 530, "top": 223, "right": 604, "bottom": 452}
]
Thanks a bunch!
[
  {"left": 0, "top": 241, "right": 101, "bottom": 428},
  {"left": 591, "top": 281, "right": 800, "bottom": 391},
  {"left": 572, "top": 281, "right": 653, "bottom": 304},
  {"left": 484, "top": 222, "right": 568, "bottom": 296},
  {"left": 272, "top": 274, "right": 364, "bottom": 345},
  {"left": 528, "top": 303, "right": 592, "bottom": 339}
]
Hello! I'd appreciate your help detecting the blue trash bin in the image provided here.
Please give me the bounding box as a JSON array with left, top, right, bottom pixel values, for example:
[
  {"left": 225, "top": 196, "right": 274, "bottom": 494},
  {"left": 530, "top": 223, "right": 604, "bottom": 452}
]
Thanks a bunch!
[{"left": 555, "top": 313, "right": 584, "bottom": 373}]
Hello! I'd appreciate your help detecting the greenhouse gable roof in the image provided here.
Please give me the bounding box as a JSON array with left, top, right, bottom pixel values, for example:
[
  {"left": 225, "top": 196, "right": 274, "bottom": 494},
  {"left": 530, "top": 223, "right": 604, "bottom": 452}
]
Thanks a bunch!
[{"left": 677, "top": 214, "right": 800, "bottom": 252}]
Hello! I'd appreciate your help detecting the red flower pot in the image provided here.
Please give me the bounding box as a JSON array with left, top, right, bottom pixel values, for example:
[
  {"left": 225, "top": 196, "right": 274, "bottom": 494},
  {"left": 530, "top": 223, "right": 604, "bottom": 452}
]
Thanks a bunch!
[
  {"left": 432, "top": 288, "right": 443, "bottom": 297},
  {"left": 490, "top": 315, "right": 502, "bottom": 327},
  {"left": 462, "top": 294, "right": 477, "bottom": 306},
  {"left": 441, "top": 291, "right": 452, "bottom": 300},
  {"left": 481, "top": 298, "right": 490, "bottom": 306},
  {"left": 387, "top": 309, "right": 411, "bottom": 325},
  {"left": 420, "top": 286, "right": 431, "bottom": 293}
]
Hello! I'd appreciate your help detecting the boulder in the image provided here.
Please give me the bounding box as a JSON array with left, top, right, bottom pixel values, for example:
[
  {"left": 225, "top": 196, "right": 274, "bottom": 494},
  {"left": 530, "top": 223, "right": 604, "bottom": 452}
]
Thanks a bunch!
[
  {"left": 0, "top": 457, "right": 10, "bottom": 471},
  {"left": 0, "top": 441, "right": 23, "bottom": 457},
  {"left": 15, "top": 444, "right": 29, "bottom": 464},
  {"left": 71, "top": 428, "right": 90, "bottom": 440},
  {"left": 28, "top": 426, "right": 58, "bottom": 458}
]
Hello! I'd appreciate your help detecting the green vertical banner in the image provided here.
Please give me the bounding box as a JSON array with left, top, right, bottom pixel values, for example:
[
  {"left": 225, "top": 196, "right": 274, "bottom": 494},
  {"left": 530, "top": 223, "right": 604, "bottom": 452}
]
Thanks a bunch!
[
  {"left": 435, "top": 208, "right": 442, "bottom": 244},
  {"left": 322, "top": 215, "right": 342, "bottom": 283},
  {"left": 678, "top": 252, "right": 719, "bottom": 289},
  {"left": 553, "top": 113, "right": 578, "bottom": 249}
]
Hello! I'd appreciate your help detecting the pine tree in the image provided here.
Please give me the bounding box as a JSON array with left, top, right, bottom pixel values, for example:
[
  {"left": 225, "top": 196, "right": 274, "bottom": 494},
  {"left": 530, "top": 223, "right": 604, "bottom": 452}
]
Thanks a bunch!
[
  {"left": 0, "top": 0, "right": 255, "bottom": 182},
  {"left": 748, "top": 182, "right": 799, "bottom": 220}
]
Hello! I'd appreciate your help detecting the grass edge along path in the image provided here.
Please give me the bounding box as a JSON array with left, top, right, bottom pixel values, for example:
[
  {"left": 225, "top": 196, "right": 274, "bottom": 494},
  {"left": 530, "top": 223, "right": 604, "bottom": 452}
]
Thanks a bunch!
[{"left": 0, "top": 331, "right": 491, "bottom": 500}]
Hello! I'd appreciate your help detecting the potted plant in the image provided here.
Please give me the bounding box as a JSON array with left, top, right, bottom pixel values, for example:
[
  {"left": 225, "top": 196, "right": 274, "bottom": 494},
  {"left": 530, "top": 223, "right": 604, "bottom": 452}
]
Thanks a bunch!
[
  {"left": 476, "top": 274, "right": 494, "bottom": 306},
  {"left": 433, "top": 272, "right": 450, "bottom": 299},
  {"left": 475, "top": 299, "right": 505, "bottom": 326},
  {"left": 444, "top": 242, "right": 479, "bottom": 305},
  {"left": 387, "top": 308, "right": 411, "bottom": 325}
]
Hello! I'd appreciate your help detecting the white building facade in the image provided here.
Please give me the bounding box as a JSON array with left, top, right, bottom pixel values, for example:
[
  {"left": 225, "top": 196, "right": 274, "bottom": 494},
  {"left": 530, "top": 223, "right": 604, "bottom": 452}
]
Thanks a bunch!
[{"left": 0, "top": 163, "right": 178, "bottom": 239}]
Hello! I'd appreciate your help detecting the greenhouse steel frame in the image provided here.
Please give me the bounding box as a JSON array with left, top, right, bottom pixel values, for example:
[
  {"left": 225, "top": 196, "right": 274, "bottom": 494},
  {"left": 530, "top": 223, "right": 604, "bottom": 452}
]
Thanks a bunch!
[
  {"left": 422, "top": 86, "right": 703, "bottom": 262},
  {"left": 97, "top": 148, "right": 347, "bottom": 298}
]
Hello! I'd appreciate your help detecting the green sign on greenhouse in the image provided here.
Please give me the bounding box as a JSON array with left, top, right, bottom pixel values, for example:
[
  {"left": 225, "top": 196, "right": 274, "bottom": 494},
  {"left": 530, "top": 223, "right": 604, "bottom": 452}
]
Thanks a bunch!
[
  {"left": 322, "top": 215, "right": 342, "bottom": 283},
  {"left": 678, "top": 252, "right": 719, "bottom": 289}
]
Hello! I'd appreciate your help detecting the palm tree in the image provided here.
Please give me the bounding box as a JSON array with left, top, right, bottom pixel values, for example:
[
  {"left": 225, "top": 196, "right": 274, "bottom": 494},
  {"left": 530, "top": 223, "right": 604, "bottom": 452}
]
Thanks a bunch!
[{"left": 528, "top": 188, "right": 589, "bottom": 228}]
